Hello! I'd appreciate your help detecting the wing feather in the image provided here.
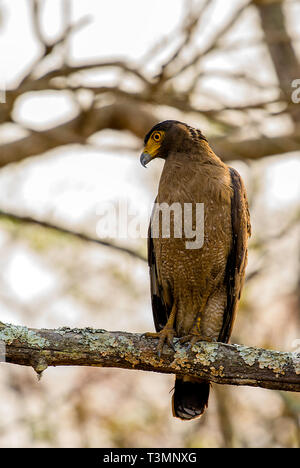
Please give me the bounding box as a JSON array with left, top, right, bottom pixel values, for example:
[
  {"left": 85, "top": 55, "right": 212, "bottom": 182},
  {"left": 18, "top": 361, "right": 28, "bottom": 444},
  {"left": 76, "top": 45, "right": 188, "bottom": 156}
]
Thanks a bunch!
[
  {"left": 148, "top": 201, "right": 172, "bottom": 331},
  {"left": 219, "top": 167, "right": 251, "bottom": 343}
]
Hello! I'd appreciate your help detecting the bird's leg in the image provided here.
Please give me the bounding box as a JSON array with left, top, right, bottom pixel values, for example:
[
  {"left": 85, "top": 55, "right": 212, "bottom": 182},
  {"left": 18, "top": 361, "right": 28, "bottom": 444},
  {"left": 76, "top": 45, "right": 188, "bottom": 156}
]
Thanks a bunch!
[
  {"left": 144, "top": 305, "right": 176, "bottom": 357},
  {"left": 178, "top": 315, "right": 214, "bottom": 349},
  {"left": 179, "top": 333, "right": 203, "bottom": 348}
]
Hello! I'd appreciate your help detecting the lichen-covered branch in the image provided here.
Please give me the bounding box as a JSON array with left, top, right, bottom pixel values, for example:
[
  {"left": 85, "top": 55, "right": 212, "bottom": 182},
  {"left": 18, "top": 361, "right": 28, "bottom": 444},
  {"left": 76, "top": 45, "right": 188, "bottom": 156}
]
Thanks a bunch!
[{"left": 0, "top": 322, "right": 299, "bottom": 392}]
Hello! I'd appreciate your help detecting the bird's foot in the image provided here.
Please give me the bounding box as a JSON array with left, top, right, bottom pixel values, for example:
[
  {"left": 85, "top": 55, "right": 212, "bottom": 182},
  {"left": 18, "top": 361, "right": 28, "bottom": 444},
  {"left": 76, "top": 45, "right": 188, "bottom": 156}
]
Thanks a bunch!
[
  {"left": 179, "top": 334, "right": 209, "bottom": 350},
  {"left": 144, "top": 327, "right": 176, "bottom": 357}
]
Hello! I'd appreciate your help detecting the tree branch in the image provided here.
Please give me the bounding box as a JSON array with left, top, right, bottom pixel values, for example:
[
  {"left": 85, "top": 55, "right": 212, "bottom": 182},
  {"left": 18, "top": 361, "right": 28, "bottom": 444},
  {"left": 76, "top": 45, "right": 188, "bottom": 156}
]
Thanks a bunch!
[
  {"left": 0, "top": 209, "right": 147, "bottom": 262},
  {"left": 255, "top": 0, "right": 300, "bottom": 122},
  {"left": 1, "top": 322, "right": 299, "bottom": 392},
  {"left": 211, "top": 129, "right": 300, "bottom": 161},
  {"left": 168, "top": 0, "right": 252, "bottom": 81},
  {"left": 1, "top": 100, "right": 299, "bottom": 168},
  {"left": 1, "top": 1, "right": 299, "bottom": 170},
  {"left": 0, "top": 102, "right": 157, "bottom": 168}
]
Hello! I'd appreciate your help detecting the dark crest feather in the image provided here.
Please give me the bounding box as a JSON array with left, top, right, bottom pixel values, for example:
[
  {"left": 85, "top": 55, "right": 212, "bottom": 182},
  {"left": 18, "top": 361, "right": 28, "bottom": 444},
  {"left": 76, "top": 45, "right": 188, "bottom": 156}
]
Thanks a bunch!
[{"left": 144, "top": 120, "right": 206, "bottom": 145}]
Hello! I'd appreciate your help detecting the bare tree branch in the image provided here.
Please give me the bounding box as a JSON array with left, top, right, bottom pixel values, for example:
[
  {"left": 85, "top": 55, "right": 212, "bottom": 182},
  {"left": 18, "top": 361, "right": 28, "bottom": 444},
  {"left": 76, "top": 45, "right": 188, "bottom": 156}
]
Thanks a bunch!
[
  {"left": 154, "top": 0, "right": 211, "bottom": 82},
  {"left": 255, "top": 0, "right": 300, "bottom": 122},
  {"left": 1, "top": 98, "right": 299, "bottom": 169},
  {"left": 1, "top": 0, "right": 299, "bottom": 170},
  {"left": 167, "top": 0, "right": 252, "bottom": 81},
  {"left": 0, "top": 209, "right": 147, "bottom": 262},
  {"left": 30, "top": 0, "right": 90, "bottom": 58},
  {"left": 0, "top": 322, "right": 299, "bottom": 392},
  {"left": 211, "top": 127, "right": 300, "bottom": 161},
  {"left": 0, "top": 102, "right": 157, "bottom": 167}
]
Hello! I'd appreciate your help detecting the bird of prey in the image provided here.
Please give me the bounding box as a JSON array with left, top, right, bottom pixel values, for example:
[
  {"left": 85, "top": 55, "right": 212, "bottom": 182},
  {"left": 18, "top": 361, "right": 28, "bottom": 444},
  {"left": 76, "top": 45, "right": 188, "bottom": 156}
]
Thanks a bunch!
[{"left": 140, "top": 120, "right": 251, "bottom": 420}]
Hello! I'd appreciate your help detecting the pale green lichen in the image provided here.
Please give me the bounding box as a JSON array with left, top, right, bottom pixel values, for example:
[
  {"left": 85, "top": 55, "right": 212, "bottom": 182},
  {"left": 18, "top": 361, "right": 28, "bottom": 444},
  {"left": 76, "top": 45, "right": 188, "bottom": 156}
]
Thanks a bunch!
[
  {"left": 83, "top": 333, "right": 115, "bottom": 352},
  {"left": 172, "top": 346, "right": 191, "bottom": 371},
  {"left": 117, "top": 335, "right": 136, "bottom": 353},
  {"left": 73, "top": 330, "right": 141, "bottom": 366},
  {"left": 55, "top": 327, "right": 111, "bottom": 352},
  {"left": 193, "top": 342, "right": 219, "bottom": 367},
  {"left": 257, "top": 350, "right": 289, "bottom": 375},
  {"left": 56, "top": 326, "right": 106, "bottom": 336},
  {"left": 116, "top": 335, "right": 143, "bottom": 366},
  {"left": 172, "top": 342, "right": 224, "bottom": 376},
  {"left": 0, "top": 324, "right": 49, "bottom": 348},
  {"left": 82, "top": 333, "right": 105, "bottom": 351},
  {"left": 291, "top": 352, "right": 300, "bottom": 375},
  {"left": 238, "top": 346, "right": 260, "bottom": 366}
]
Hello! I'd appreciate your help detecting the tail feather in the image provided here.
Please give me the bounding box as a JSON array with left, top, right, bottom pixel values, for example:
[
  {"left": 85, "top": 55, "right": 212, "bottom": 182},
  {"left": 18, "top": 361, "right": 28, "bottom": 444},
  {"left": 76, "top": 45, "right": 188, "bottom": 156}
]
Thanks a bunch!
[{"left": 172, "top": 377, "right": 210, "bottom": 420}]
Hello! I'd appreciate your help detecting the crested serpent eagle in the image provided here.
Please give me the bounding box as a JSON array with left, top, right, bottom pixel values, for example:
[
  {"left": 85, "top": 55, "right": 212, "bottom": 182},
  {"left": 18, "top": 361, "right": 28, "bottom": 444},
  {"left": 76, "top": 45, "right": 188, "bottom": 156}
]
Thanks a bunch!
[{"left": 140, "top": 120, "right": 251, "bottom": 420}]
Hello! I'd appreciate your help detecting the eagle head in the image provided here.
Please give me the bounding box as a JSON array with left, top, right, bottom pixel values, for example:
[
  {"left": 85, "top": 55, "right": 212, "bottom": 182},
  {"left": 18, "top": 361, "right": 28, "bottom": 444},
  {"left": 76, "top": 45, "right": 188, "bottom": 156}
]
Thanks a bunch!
[{"left": 140, "top": 120, "right": 207, "bottom": 167}]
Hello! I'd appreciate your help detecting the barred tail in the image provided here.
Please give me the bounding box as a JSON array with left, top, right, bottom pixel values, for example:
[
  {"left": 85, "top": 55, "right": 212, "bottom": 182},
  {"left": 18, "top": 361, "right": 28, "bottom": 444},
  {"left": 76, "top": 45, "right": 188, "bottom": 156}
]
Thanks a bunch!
[{"left": 172, "top": 376, "right": 210, "bottom": 420}]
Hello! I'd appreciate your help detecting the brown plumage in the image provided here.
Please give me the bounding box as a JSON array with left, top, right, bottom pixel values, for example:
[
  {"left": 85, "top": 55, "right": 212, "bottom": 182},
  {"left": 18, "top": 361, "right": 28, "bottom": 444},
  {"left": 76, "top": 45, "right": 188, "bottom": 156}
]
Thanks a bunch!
[{"left": 140, "top": 120, "right": 251, "bottom": 420}]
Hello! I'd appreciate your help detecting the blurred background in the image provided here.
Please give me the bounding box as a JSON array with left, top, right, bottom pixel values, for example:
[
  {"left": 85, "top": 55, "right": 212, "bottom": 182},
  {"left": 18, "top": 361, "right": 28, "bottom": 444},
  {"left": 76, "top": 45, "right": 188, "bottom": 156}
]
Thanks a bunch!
[{"left": 0, "top": 0, "right": 299, "bottom": 448}]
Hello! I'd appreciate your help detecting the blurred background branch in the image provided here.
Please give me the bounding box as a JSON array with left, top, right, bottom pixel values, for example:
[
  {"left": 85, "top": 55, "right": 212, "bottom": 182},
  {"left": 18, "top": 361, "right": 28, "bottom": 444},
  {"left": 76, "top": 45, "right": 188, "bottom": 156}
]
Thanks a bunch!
[
  {"left": 1, "top": 0, "right": 300, "bottom": 168},
  {"left": 0, "top": 0, "right": 299, "bottom": 448},
  {"left": 0, "top": 208, "right": 147, "bottom": 261}
]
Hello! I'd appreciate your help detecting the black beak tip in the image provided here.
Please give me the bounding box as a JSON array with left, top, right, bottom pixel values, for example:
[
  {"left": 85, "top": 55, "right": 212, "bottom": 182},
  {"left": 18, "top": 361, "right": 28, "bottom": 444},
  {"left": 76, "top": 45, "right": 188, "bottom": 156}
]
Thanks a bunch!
[
  {"left": 140, "top": 152, "right": 151, "bottom": 168},
  {"left": 140, "top": 159, "right": 147, "bottom": 169}
]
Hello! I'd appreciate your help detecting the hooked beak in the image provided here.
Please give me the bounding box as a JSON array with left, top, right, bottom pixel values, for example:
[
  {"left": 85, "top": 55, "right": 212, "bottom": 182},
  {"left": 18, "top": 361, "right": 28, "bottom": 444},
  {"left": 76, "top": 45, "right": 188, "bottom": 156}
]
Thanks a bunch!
[{"left": 140, "top": 152, "right": 153, "bottom": 168}]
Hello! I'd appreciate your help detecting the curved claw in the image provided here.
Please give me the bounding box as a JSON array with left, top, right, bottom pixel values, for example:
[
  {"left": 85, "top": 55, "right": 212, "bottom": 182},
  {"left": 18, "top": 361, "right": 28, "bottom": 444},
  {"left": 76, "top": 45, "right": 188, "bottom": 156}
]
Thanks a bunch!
[
  {"left": 179, "top": 334, "right": 203, "bottom": 350},
  {"left": 167, "top": 337, "right": 176, "bottom": 352},
  {"left": 144, "top": 328, "right": 176, "bottom": 357}
]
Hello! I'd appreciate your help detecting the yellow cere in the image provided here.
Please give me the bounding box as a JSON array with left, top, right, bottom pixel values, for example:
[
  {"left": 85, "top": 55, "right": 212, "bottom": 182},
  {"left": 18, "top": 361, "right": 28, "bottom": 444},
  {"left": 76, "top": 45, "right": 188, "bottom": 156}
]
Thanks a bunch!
[{"left": 144, "top": 130, "right": 165, "bottom": 158}]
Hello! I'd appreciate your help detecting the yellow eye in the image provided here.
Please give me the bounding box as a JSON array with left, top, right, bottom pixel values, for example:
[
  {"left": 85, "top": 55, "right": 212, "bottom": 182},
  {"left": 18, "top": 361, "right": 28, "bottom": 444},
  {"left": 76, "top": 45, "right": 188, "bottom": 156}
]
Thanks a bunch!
[{"left": 152, "top": 132, "right": 161, "bottom": 142}]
